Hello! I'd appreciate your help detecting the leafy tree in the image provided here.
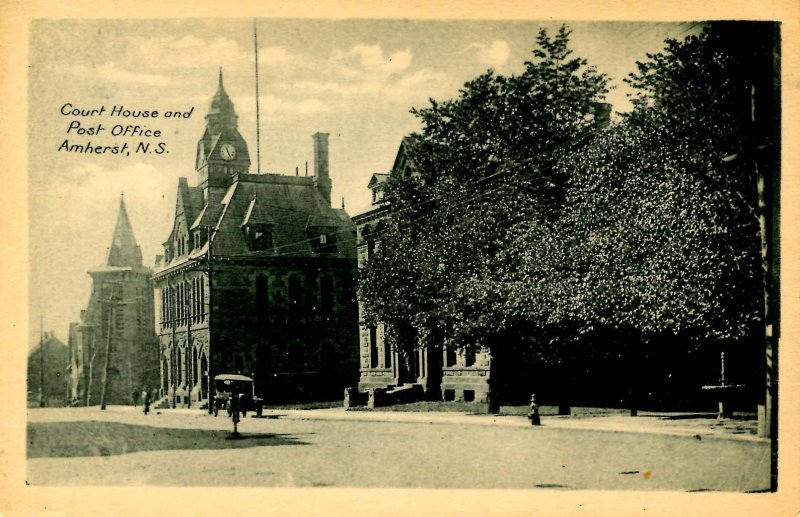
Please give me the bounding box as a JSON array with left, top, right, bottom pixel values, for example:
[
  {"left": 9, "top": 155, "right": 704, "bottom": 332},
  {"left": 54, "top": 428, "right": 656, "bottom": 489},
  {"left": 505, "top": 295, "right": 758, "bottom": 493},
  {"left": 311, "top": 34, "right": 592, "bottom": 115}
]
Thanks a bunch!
[
  {"left": 359, "top": 26, "right": 610, "bottom": 380},
  {"left": 360, "top": 23, "right": 771, "bottom": 412},
  {"left": 506, "top": 24, "right": 766, "bottom": 410}
]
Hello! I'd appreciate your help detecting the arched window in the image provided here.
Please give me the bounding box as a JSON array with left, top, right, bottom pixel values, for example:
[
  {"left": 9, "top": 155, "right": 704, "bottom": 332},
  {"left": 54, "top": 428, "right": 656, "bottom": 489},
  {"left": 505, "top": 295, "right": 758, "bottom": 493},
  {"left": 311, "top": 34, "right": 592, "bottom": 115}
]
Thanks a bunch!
[
  {"left": 288, "top": 340, "right": 304, "bottom": 371},
  {"left": 288, "top": 275, "right": 301, "bottom": 318},
  {"left": 256, "top": 275, "right": 269, "bottom": 322},
  {"left": 320, "top": 276, "right": 333, "bottom": 315},
  {"left": 199, "top": 276, "right": 206, "bottom": 321}
]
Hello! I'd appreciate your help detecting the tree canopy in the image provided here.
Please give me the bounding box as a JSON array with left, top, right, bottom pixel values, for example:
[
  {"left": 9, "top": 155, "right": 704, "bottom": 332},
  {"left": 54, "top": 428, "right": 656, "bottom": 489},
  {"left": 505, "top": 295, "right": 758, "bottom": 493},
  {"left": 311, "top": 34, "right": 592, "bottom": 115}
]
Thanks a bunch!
[{"left": 358, "top": 23, "right": 769, "bottom": 404}]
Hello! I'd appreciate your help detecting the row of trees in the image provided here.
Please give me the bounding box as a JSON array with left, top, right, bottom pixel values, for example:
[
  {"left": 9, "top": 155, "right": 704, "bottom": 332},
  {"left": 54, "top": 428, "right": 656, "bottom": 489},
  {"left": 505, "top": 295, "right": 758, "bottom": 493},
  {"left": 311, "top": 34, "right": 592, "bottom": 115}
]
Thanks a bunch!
[{"left": 359, "top": 23, "right": 777, "bottom": 410}]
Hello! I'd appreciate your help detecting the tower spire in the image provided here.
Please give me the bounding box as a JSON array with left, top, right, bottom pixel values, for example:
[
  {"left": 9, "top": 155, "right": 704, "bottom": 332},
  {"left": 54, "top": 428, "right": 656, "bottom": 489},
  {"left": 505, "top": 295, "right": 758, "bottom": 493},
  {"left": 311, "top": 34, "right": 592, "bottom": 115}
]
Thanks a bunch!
[
  {"left": 106, "top": 194, "right": 143, "bottom": 268},
  {"left": 219, "top": 66, "right": 224, "bottom": 90}
]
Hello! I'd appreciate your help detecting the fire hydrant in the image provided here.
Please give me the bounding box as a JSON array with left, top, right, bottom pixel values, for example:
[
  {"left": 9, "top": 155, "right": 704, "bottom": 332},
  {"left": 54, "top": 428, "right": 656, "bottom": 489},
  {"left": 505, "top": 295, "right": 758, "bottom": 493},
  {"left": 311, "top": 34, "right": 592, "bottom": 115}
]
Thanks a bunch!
[{"left": 528, "top": 394, "right": 541, "bottom": 426}]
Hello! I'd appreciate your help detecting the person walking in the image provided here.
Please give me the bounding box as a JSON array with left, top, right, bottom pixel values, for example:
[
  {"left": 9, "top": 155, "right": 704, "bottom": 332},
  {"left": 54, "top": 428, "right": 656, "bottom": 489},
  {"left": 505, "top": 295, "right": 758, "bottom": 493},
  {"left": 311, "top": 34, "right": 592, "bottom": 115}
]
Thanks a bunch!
[{"left": 142, "top": 387, "right": 151, "bottom": 415}]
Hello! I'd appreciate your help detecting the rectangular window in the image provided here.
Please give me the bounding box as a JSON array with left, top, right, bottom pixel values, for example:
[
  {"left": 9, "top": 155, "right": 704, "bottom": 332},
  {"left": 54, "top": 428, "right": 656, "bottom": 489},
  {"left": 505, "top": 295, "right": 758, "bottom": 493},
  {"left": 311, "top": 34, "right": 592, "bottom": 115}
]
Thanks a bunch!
[
  {"left": 383, "top": 330, "right": 391, "bottom": 368},
  {"left": 445, "top": 347, "right": 457, "bottom": 367},
  {"left": 369, "top": 326, "right": 378, "bottom": 368},
  {"left": 465, "top": 349, "right": 476, "bottom": 367}
]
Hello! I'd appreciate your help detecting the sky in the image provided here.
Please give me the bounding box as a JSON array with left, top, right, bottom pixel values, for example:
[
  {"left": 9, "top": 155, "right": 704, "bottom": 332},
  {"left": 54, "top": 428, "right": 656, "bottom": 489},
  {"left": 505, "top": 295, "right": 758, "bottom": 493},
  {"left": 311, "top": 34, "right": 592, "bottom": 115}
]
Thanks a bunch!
[{"left": 28, "top": 18, "right": 702, "bottom": 348}]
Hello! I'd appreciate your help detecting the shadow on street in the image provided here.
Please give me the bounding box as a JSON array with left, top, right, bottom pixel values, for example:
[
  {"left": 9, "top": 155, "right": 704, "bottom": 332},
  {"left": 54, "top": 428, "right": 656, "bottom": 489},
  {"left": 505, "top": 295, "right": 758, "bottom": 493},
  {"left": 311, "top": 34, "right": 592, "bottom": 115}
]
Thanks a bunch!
[{"left": 27, "top": 421, "right": 309, "bottom": 458}]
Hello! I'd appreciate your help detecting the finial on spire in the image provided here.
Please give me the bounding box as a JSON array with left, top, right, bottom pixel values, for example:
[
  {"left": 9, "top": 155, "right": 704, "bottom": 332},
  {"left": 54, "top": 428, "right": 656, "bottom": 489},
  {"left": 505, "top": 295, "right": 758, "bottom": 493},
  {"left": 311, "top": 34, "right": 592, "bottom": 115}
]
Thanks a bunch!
[
  {"left": 219, "top": 67, "right": 224, "bottom": 89},
  {"left": 341, "top": 197, "right": 345, "bottom": 210}
]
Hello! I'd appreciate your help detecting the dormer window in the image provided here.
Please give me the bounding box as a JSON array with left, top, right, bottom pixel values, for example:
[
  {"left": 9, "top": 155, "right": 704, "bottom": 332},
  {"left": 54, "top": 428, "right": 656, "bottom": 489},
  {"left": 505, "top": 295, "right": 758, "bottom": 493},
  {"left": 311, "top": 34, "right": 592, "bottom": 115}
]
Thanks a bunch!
[
  {"left": 243, "top": 223, "right": 273, "bottom": 251},
  {"left": 310, "top": 231, "right": 337, "bottom": 254},
  {"left": 367, "top": 173, "right": 389, "bottom": 206}
]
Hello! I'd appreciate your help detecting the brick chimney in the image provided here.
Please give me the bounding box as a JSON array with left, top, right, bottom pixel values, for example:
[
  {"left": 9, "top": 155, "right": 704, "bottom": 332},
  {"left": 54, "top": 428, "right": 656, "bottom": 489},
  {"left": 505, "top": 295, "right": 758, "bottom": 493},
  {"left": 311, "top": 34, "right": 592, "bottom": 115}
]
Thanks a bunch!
[
  {"left": 313, "top": 132, "right": 331, "bottom": 205},
  {"left": 593, "top": 102, "right": 612, "bottom": 129}
]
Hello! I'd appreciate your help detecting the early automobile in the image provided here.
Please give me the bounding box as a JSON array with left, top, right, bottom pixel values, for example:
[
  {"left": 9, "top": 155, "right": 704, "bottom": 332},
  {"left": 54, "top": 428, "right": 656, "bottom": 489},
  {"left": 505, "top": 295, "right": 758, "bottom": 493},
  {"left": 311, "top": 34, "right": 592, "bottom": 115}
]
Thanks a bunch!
[{"left": 212, "top": 374, "right": 264, "bottom": 419}]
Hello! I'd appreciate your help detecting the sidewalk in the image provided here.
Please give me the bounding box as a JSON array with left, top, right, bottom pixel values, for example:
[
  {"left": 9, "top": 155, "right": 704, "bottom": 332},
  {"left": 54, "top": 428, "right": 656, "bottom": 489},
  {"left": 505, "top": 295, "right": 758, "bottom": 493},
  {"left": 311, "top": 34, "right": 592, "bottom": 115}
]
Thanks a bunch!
[
  {"left": 32, "top": 404, "right": 765, "bottom": 442},
  {"left": 241, "top": 406, "right": 765, "bottom": 442}
]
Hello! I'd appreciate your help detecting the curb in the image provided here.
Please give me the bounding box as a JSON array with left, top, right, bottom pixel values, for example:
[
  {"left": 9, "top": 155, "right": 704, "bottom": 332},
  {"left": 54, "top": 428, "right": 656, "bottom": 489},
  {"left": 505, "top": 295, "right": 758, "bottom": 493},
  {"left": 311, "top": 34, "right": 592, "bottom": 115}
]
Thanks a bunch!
[{"left": 259, "top": 408, "right": 769, "bottom": 443}]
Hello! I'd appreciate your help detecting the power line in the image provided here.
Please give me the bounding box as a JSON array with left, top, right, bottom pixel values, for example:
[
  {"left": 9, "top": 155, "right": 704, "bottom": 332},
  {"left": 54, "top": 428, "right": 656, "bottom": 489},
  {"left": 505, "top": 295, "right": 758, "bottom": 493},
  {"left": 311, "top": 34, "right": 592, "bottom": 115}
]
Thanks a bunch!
[{"left": 204, "top": 125, "right": 601, "bottom": 260}]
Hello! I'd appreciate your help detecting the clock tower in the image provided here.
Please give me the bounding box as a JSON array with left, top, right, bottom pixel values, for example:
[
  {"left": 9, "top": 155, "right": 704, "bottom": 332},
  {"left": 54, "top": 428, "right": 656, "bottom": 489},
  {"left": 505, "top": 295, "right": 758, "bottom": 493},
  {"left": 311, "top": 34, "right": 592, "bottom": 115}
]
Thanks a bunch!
[{"left": 196, "top": 68, "right": 251, "bottom": 193}]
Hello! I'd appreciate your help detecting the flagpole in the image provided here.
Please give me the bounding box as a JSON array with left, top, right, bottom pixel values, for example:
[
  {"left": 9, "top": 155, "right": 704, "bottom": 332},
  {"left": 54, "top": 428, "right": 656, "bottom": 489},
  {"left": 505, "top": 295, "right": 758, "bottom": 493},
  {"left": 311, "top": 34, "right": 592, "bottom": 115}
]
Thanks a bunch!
[{"left": 254, "top": 19, "right": 262, "bottom": 174}]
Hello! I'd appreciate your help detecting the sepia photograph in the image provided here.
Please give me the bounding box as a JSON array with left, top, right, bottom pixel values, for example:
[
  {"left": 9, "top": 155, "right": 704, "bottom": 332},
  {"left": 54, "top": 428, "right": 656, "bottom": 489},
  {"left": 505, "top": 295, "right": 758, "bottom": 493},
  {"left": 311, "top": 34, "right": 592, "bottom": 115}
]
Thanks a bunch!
[{"left": 4, "top": 4, "right": 798, "bottom": 515}]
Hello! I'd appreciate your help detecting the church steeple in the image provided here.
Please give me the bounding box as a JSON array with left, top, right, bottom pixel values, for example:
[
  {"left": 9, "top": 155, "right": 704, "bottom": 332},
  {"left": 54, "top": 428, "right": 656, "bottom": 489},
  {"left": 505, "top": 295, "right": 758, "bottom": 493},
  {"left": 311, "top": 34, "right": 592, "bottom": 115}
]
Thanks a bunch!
[{"left": 105, "top": 193, "right": 143, "bottom": 268}]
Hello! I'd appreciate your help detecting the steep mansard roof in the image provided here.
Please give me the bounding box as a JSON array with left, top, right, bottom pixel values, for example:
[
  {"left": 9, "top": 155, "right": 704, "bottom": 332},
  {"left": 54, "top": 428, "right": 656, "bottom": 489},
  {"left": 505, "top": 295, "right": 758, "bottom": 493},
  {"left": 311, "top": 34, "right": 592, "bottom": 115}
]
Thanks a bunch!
[{"left": 155, "top": 174, "right": 357, "bottom": 274}]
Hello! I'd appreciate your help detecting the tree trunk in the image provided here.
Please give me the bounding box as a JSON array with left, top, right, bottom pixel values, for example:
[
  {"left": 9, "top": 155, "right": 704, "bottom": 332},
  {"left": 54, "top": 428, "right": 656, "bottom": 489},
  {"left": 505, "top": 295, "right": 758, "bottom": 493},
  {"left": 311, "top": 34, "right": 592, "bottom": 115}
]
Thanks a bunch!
[{"left": 558, "top": 364, "right": 571, "bottom": 415}]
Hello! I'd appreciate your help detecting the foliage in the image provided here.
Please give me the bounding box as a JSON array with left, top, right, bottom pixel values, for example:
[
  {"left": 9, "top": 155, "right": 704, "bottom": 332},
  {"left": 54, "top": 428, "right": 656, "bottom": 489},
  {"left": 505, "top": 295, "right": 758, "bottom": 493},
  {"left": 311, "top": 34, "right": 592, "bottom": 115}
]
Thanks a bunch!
[
  {"left": 359, "top": 26, "right": 609, "bottom": 355},
  {"left": 505, "top": 25, "right": 764, "bottom": 371},
  {"left": 359, "top": 24, "right": 766, "bottom": 395}
]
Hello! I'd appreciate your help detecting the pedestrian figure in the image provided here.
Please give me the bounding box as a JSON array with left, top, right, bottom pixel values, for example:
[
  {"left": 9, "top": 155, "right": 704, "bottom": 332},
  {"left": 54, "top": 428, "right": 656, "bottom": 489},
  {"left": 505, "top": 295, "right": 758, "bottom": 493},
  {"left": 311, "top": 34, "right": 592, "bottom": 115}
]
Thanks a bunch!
[
  {"left": 132, "top": 390, "right": 140, "bottom": 408},
  {"left": 142, "top": 387, "right": 151, "bottom": 415}
]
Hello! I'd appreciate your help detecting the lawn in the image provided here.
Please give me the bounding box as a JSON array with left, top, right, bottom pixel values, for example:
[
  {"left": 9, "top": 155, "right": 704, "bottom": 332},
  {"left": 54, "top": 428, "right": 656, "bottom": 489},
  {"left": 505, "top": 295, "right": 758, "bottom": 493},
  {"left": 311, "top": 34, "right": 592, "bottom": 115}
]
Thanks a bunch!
[{"left": 27, "top": 421, "right": 307, "bottom": 458}]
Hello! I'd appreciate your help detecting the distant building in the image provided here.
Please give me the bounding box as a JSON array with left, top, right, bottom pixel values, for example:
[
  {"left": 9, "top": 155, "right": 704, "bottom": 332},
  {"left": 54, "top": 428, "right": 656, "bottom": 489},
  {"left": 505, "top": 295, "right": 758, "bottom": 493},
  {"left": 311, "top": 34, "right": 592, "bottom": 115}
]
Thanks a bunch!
[
  {"left": 28, "top": 331, "right": 69, "bottom": 407},
  {"left": 68, "top": 196, "right": 159, "bottom": 406},
  {"left": 152, "top": 71, "right": 359, "bottom": 406},
  {"left": 352, "top": 137, "right": 492, "bottom": 404}
]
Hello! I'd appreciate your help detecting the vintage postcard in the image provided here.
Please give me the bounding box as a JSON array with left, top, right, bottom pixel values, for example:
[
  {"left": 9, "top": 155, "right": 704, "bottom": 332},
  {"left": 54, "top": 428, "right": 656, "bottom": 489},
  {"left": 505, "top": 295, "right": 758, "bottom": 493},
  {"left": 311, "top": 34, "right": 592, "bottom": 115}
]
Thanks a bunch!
[{"left": 2, "top": 2, "right": 799, "bottom": 516}]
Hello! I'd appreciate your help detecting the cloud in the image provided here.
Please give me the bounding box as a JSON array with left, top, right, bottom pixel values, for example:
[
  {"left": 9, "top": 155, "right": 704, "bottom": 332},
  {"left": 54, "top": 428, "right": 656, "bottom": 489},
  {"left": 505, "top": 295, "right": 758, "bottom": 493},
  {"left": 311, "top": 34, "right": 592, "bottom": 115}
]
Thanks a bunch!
[
  {"left": 266, "top": 96, "right": 331, "bottom": 117},
  {"left": 134, "top": 36, "right": 249, "bottom": 69},
  {"left": 385, "top": 68, "right": 456, "bottom": 103},
  {"left": 171, "top": 35, "right": 206, "bottom": 49},
  {"left": 468, "top": 40, "right": 511, "bottom": 69},
  {"left": 278, "top": 79, "right": 382, "bottom": 97},
  {"left": 66, "top": 63, "right": 173, "bottom": 86},
  {"left": 259, "top": 46, "right": 298, "bottom": 66},
  {"left": 236, "top": 94, "right": 333, "bottom": 119},
  {"left": 266, "top": 43, "right": 455, "bottom": 108},
  {"left": 331, "top": 44, "right": 413, "bottom": 79}
]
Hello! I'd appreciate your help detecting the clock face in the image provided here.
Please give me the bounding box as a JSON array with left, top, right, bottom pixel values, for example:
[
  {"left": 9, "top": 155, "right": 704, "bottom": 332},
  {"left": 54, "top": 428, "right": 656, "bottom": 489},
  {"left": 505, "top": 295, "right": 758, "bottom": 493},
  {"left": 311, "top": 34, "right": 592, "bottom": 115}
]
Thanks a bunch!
[{"left": 220, "top": 143, "right": 236, "bottom": 161}]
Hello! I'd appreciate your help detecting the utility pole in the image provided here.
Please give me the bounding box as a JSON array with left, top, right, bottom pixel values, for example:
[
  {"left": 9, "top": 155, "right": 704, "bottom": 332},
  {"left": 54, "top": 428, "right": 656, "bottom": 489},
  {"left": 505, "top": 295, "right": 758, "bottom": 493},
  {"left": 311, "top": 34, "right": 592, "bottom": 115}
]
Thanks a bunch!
[
  {"left": 206, "top": 225, "right": 216, "bottom": 414},
  {"left": 39, "top": 316, "right": 45, "bottom": 408},
  {"left": 171, "top": 282, "right": 177, "bottom": 409},
  {"left": 184, "top": 272, "right": 192, "bottom": 408}
]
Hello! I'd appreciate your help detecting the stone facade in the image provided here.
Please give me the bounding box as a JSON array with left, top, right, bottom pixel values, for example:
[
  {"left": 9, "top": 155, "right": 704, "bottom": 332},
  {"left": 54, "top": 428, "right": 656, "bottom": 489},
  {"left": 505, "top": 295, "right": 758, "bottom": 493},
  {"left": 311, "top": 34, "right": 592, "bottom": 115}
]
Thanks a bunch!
[
  {"left": 152, "top": 72, "right": 359, "bottom": 407},
  {"left": 68, "top": 197, "right": 159, "bottom": 406},
  {"left": 352, "top": 138, "right": 491, "bottom": 404}
]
